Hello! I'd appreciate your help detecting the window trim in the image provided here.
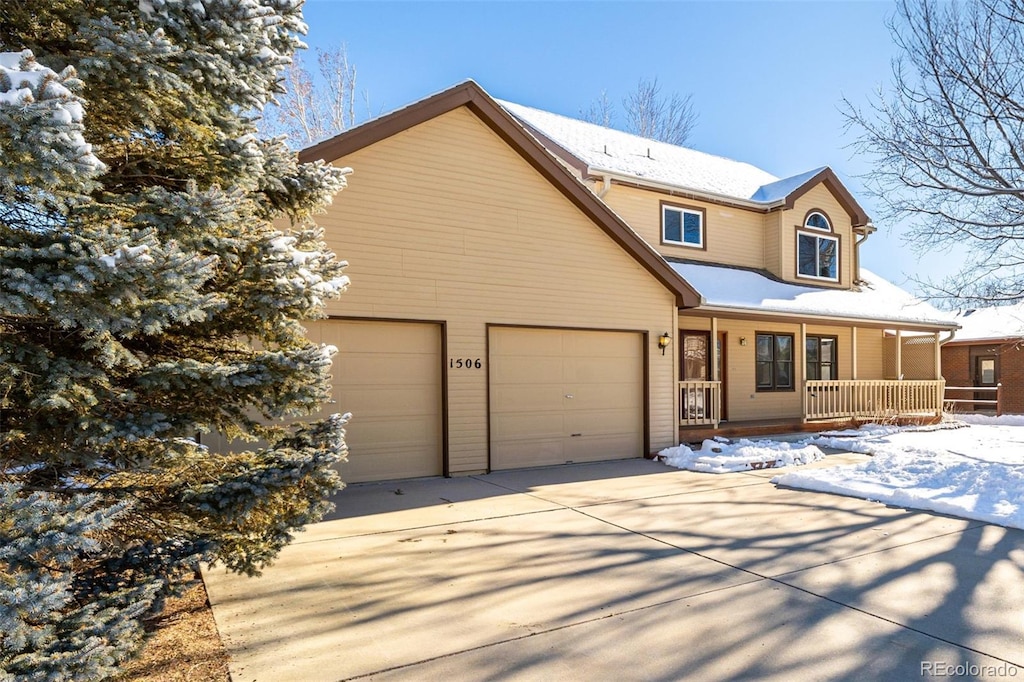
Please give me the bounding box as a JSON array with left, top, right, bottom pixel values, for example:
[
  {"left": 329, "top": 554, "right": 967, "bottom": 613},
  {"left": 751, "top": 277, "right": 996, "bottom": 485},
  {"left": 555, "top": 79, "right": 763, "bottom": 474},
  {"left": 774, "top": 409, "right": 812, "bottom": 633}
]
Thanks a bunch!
[
  {"left": 796, "top": 230, "right": 840, "bottom": 282},
  {"left": 803, "top": 209, "right": 833, "bottom": 232},
  {"left": 805, "top": 334, "right": 838, "bottom": 382},
  {"left": 660, "top": 201, "right": 706, "bottom": 249},
  {"left": 755, "top": 332, "right": 796, "bottom": 392}
]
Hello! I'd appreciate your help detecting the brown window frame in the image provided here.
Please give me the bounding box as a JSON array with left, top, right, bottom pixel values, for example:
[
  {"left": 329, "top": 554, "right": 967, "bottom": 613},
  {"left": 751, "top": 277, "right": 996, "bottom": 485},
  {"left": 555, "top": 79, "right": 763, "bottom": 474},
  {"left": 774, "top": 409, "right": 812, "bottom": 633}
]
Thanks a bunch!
[
  {"left": 660, "top": 201, "right": 707, "bottom": 250},
  {"left": 755, "top": 332, "right": 795, "bottom": 392},
  {"left": 805, "top": 335, "right": 838, "bottom": 381}
]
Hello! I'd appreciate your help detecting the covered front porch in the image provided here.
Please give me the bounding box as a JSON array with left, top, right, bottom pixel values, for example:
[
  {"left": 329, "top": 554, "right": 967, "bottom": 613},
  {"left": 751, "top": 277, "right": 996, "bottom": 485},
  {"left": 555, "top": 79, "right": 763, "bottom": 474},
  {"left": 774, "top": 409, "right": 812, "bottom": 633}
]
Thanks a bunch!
[{"left": 676, "top": 319, "right": 948, "bottom": 439}]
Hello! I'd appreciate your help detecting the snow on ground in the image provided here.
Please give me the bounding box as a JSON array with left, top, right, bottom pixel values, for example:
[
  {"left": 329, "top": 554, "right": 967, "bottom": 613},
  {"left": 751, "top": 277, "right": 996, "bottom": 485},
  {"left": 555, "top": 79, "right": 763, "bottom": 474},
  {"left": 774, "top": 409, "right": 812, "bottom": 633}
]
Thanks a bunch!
[
  {"left": 773, "top": 420, "right": 1024, "bottom": 530},
  {"left": 658, "top": 438, "right": 826, "bottom": 473}
]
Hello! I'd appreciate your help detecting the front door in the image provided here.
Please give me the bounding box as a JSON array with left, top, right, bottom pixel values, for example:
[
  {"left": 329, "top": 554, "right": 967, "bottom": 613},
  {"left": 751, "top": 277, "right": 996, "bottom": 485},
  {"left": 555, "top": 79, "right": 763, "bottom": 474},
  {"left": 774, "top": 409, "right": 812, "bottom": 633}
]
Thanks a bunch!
[{"left": 680, "top": 331, "right": 710, "bottom": 421}]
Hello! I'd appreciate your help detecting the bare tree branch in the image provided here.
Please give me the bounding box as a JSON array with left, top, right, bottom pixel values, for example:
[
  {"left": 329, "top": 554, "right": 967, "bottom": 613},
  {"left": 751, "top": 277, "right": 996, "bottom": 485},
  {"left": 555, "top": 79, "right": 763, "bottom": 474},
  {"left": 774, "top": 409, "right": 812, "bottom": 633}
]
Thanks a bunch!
[
  {"left": 582, "top": 78, "right": 698, "bottom": 145},
  {"left": 845, "top": 0, "right": 1024, "bottom": 304},
  {"left": 261, "top": 44, "right": 366, "bottom": 147}
]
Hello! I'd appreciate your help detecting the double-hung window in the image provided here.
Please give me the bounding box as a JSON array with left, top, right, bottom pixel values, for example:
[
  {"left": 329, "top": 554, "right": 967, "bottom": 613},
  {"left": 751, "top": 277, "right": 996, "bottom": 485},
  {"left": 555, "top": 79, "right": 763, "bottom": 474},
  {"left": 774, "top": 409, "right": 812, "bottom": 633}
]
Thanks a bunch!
[
  {"left": 805, "top": 335, "right": 837, "bottom": 381},
  {"left": 662, "top": 204, "right": 704, "bottom": 248},
  {"left": 797, "top": 210, "right": 838, "bottom": 281},
  {"left": 755, "top": 333, "right": 794, "bottom": 391}
]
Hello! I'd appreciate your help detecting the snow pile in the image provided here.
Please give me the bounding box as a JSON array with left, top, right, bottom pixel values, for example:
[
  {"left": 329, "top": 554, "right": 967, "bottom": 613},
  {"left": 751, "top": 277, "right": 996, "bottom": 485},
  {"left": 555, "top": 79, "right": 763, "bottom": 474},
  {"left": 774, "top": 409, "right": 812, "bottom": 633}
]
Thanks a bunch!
[
  {"left": 774, "top": 423, "right": 1024, "bottom": 530},
  {"left": 658, "top": 438, "right": 826, "bottom": 473}
]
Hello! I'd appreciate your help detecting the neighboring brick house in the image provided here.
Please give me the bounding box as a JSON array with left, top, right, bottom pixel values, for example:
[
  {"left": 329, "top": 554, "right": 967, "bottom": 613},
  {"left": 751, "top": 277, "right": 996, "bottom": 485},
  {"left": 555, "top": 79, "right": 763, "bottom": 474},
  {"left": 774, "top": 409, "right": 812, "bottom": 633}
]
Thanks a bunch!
[{"left": 942, "top": 304, "right": 1024, "bottom": 415}]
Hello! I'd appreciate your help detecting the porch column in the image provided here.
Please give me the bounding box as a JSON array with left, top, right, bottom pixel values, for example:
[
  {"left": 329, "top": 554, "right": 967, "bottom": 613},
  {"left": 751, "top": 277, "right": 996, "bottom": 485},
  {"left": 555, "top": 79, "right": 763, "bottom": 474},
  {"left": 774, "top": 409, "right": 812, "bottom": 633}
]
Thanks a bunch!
[
  {"left": 851, "top": 327, "right": 858, "bottom": 380},
  {"left": 711, "top": 317, "right": 719, "bottom": 381},
  {"left": 895, "top": 329, "right": 903, "bottom": 379},
  {"left": 800, "top": 322, "right": 807, "bottom": 421},
  {"left": 933, "top": 331, "right": 941, "bottom": 379}
]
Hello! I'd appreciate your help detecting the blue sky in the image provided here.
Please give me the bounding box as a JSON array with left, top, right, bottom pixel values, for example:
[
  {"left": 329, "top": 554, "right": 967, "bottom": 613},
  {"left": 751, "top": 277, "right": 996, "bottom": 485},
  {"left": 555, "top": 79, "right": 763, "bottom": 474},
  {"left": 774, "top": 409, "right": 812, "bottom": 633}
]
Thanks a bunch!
[{"left": 300, "top": 1, "right": 957, "bottom": 295}]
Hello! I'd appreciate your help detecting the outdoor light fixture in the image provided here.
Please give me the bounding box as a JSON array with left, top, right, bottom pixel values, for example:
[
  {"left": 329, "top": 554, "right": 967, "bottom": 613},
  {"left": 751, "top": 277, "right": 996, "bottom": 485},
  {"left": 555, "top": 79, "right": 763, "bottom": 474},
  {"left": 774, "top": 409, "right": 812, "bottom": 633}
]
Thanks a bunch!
[
  {"left": 740, "top": 337, "right": 748, "bottom": 346},
  {"left": 658, "top": 332, "right": 672, "bottom": 355}
]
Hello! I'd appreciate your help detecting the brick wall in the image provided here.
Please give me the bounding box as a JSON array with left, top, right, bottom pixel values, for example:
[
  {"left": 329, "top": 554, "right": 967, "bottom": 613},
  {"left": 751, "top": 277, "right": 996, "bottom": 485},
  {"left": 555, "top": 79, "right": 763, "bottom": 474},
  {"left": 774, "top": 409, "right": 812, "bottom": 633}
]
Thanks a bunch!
[{"left": 941, "top": 342, "right": 1024, "bottom": 414}]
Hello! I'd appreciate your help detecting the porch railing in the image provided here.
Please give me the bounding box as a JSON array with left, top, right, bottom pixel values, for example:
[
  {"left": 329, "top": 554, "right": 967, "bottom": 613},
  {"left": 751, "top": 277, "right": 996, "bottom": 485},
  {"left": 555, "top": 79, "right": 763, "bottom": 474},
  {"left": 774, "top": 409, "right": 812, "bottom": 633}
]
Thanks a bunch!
[
  {"left": 679, "top": 380, "right": 722, "bottom": 427},
  {"left": 804, "top": 379, "right": 945, "bottom": 422}
]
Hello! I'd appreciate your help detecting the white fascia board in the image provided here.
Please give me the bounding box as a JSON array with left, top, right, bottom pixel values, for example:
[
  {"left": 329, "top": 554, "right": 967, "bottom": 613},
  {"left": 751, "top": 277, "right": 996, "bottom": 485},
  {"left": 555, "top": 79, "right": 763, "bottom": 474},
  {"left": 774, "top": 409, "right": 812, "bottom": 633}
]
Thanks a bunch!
[{"left": 693, "top": 304, "right": 960, "bottom": 331}]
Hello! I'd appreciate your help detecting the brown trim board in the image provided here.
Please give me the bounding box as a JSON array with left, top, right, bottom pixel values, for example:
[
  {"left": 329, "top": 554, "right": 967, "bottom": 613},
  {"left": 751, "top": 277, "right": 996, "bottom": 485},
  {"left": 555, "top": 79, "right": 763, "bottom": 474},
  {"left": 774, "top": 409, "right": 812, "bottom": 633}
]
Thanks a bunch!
[
  {"left": 300, "top": 80, "right": 701, "bottom": 309},
  {"left": 782, "top": 167, "right": 870, "bottom": 228}
]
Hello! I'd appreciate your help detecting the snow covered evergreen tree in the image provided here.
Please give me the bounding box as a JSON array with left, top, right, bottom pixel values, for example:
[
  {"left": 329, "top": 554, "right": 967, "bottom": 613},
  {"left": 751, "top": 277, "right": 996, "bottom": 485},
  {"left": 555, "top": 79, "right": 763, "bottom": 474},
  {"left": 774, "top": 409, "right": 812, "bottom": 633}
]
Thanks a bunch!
[{"left": 0, "top": 2, "right": 350, "bottom": 677}]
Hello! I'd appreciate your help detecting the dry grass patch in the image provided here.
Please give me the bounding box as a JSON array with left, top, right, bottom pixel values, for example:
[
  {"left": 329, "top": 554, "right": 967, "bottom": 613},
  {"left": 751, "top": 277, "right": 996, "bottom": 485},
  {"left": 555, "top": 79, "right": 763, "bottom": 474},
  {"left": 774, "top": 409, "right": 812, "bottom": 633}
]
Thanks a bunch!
[{"left": 114, "top": 577, "right": 230, "bottom": 682}]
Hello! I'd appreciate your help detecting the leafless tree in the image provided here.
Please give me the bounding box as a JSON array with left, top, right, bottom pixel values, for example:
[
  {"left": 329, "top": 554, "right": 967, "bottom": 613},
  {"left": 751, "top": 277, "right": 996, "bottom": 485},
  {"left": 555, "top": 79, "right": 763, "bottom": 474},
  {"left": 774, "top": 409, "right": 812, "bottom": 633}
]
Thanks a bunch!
[
  {"left": 623, "top": 77, "right": 697, "bottom": 146},
  {"left": 580, "top": 89, "right": 615, "bottom": 128},
  {"left": 581, "top": 78, "right": 697, "bottom": 146},
  {"left": 845, "top": 0, "right": 1024, "bottom": 305},
  {"left": 262, "top": 44, "right": 367, "bottom": 147}
]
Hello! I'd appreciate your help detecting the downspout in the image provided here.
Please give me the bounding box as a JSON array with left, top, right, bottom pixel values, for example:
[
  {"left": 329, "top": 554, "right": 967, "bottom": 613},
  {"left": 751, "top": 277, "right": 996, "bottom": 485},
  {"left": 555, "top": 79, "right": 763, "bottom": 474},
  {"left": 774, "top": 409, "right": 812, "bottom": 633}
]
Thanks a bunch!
[
  {"left": 597, "top": 173, "right": 612, "bottom": 198},
  {"left": 853, "top": 222, "right": 874, "bottom": 285}
]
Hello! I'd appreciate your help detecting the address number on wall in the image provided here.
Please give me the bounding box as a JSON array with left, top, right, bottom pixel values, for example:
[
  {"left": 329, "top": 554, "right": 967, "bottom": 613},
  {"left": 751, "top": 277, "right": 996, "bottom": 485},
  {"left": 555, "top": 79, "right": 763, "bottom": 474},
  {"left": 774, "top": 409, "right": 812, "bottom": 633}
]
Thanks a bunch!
[{"left": 449, "top": 358, "right": 483, "bottom": 369}]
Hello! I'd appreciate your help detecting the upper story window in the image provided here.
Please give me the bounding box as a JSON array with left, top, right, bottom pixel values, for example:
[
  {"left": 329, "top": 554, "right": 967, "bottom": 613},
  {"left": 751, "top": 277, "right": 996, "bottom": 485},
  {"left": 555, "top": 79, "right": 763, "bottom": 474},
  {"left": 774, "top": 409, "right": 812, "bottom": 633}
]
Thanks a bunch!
[
  {"left": 662, "top": 203, "right": 704, "bottom": 248},
  {"left": 796, "top": 209, "right": 838, "bottom": 282}
]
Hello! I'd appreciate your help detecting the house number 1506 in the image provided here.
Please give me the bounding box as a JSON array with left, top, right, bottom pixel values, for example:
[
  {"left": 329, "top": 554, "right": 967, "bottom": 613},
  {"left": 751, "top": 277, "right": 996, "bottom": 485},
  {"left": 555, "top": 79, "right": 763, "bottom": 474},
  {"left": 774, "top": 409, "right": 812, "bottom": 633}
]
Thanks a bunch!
[{"left": 450, "top": 358, "right": 482, "bottom": 369}]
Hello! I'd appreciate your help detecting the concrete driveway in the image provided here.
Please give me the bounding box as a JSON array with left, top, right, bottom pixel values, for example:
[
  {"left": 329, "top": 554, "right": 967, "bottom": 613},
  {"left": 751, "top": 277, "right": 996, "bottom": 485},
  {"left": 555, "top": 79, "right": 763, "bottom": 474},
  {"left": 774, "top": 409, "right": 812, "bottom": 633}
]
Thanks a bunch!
[{"left": 203, "top": 455, "right": 1024, "bottom": 681}]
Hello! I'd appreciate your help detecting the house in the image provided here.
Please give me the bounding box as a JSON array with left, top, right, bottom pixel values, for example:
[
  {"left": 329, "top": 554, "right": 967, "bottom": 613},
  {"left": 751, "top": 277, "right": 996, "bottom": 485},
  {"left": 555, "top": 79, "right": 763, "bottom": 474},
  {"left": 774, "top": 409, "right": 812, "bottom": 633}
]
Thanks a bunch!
[
  {"left": 296, "top": 80, "right": 957, "bottom": 483},
  {"left": 942, "top": 304, "right": 1024, "bottom": 414}
]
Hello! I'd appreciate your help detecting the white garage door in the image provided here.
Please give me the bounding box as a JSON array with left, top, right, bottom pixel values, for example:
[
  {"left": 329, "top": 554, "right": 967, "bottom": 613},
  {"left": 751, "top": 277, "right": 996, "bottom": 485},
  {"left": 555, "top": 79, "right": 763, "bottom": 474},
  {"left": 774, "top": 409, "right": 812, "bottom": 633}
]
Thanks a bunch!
[
  {"left": 489, "top": 327, "right": 644, "bottom": 470},
  {"left": 307, "top": 319, "right": 443, "bottom": 483}
]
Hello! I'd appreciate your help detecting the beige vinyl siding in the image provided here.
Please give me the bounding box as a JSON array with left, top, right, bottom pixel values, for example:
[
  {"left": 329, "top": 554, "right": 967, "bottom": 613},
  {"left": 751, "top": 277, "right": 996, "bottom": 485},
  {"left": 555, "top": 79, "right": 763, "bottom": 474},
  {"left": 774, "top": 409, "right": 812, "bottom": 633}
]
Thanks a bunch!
[
  {"left": 762, "top": 211, "right": 782, "bottom": 277},
  {"left": 855, "top": 327, "right": 885, "bottom": 380},
  {"left": 782, "top": 184, "right": 855, "bottom": 289},
  {"left": 319, "top": 106, "right": 677, "bottom": 475},
  {"left": 598, "top": 184, "right": 765, "bottom": 269}
]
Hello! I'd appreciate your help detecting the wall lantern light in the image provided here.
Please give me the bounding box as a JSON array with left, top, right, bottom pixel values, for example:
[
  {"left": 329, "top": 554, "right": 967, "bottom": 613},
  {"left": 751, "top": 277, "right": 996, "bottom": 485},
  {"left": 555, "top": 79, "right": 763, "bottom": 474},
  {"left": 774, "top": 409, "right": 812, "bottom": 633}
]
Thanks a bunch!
[
  {"left": 658, "top": 332, "right": 672, "bottom": 355},
  {"left": 739, "top": 337, "right": 748, "bottom": 346}
]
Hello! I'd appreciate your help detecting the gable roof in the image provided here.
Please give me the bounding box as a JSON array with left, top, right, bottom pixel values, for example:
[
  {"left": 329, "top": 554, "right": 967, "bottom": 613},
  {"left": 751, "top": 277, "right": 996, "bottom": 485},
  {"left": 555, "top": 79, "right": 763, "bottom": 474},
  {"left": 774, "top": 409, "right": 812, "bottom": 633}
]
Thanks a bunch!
[
  {"left": 945, "top": 303, "right": 1024, "bottom": 344},
  {"left": 300, "top": 80, "right": 701, "bottom": 308},
  {"left": 499, "top": 101, "right": 870, "bottom": 227},
  {"left": 670, "top": 260, "right": 958, "bottom": 330}
]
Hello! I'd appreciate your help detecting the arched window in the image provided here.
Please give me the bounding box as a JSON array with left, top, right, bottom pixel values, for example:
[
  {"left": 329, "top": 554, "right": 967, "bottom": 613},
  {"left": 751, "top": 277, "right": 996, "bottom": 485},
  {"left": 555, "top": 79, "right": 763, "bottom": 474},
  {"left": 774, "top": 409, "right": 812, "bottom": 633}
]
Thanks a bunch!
[
  {"left": 797, "top": 210, "right": 838, "bottom": 281},
  {"left": 804, "top": 211, "right": 831, "bottom": 231}
]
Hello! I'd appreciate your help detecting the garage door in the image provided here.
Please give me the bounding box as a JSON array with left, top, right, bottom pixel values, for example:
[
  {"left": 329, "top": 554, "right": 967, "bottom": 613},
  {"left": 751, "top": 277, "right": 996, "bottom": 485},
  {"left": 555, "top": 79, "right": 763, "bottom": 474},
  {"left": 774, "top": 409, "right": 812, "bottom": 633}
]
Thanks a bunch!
[
  {"left": 489, "top": 327, "right": 644, "bottom": 470},
  {"left": 307, "top": 319, "right": 443, "bottom": 483}
]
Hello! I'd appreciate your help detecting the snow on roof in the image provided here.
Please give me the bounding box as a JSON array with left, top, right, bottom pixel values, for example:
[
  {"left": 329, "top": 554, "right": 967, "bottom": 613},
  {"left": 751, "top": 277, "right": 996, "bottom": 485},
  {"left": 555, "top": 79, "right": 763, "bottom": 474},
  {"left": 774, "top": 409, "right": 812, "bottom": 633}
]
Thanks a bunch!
[
  {"left": 749, "top": 167, "right": 826, "bottom": 203},
  {"left": 671, "top": 261, "right": 957, "bottom": 327},
  {"left": 950, "top": 303, "right": 1024, "bottom": 341},
  {"left": 499, "top": 99, "right": 801, "bottom": 204}
]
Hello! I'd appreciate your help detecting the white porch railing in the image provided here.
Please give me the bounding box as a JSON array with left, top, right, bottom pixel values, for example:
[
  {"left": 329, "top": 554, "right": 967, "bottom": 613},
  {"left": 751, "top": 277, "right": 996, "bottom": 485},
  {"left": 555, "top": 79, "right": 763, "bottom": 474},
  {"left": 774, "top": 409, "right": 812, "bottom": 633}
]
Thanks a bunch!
[
  {"left": 679, "top": 381, "right": 722, "bottom": 427},
  {"left": 804, "top": 379, "right": 945, "bottom": 421}
]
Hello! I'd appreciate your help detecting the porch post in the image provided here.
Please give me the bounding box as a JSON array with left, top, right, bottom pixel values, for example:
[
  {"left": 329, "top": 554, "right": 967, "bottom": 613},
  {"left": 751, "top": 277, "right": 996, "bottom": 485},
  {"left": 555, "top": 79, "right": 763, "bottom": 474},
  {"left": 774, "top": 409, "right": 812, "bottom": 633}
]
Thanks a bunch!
[
  {"left": 800, "top": 322, "right": 807, "bottom": 421},
  {"left": 933, "top": 331, "right": 941, "bottom": 379},
  {"left": 711, "top": 317, "right": 719, "bottom": 382},
  {"left": 851, "top": 327, "right": 858, "bottom": 380},
  {"left": 895, "top": 329, "right": 903, "bottom": 379}
]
